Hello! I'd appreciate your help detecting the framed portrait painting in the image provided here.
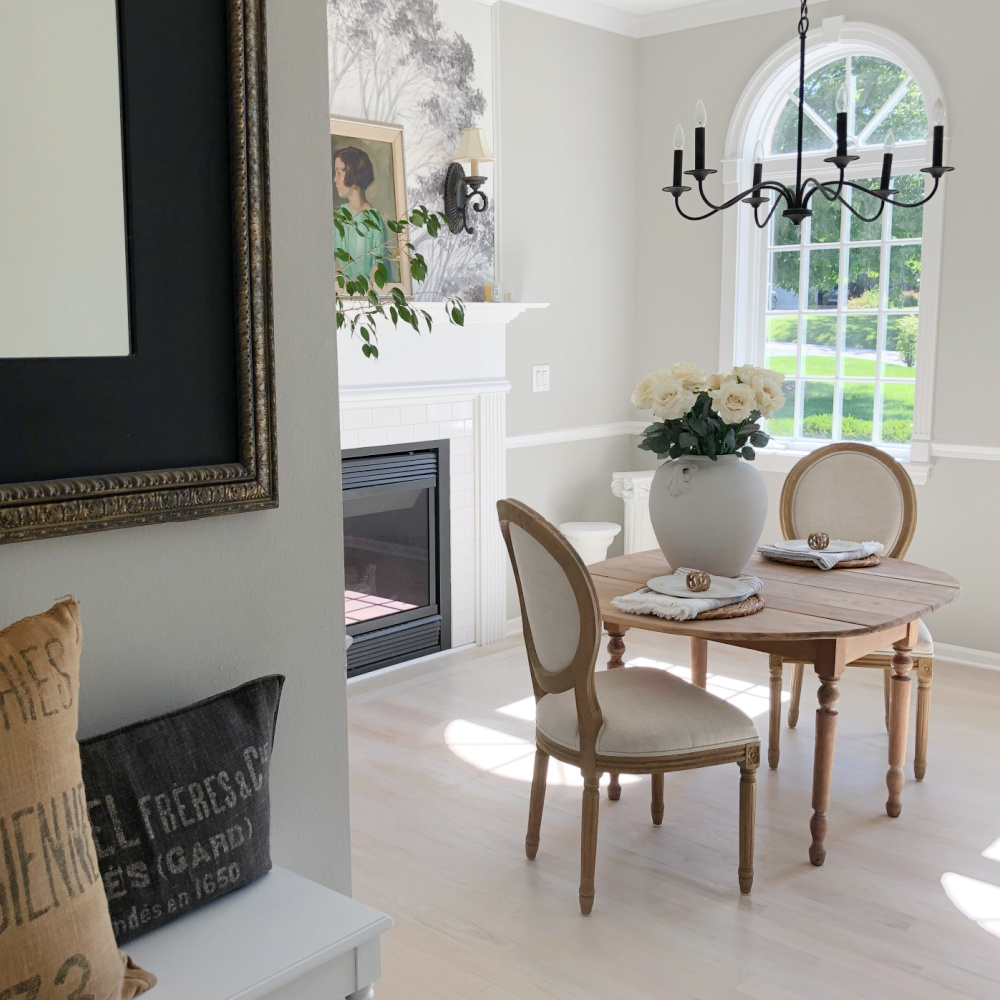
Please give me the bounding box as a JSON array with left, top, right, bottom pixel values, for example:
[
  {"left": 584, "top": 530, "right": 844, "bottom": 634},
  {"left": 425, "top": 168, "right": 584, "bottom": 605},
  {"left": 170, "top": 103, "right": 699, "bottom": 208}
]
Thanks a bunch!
[{"left": 330, "top": 116, "right": 411, "bottom": 296}]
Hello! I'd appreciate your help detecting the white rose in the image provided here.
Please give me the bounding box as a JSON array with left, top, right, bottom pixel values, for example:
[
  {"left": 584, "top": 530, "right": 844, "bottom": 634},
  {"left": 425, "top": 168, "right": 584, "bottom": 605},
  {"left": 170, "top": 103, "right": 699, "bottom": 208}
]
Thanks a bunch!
[
  {"left": 631, "top": 369, "right": 671, "bottom": 410},
  {"left": 706, "top": 372, "right": 726, "bottom": 390},
  {"left": 710, "top": 380, "right": 758, "bottom": 424},
  {"left": 733, "top": 364, "right": 785, "bottom": 388},
  {"left": 752, "top": 375, "right": 786, "bottom": 417},
  {"left": 667, "top": 362, "right": 709, "bottom": 391},
  {"left": 649, "top": 378, "right": 697, "bottom": 421}
]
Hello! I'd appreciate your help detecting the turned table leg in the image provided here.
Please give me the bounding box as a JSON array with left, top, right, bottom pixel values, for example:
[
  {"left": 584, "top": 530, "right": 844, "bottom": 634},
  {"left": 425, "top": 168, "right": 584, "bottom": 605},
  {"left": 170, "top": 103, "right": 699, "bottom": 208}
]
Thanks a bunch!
[
  {"left": 887, "top": 633, "right": 915, "bottom": 817},
  {"left": 690, "top": 637, "right": 708, "bottom": 689},
  {"left": 603, "top": 622, "right": 627, "bottom": 801},
  {"left": 810, "top": 672, "right": 840, "bottom": 866},
  {"left": 768, "top": 654, "right": 783, "bottom": 769}
]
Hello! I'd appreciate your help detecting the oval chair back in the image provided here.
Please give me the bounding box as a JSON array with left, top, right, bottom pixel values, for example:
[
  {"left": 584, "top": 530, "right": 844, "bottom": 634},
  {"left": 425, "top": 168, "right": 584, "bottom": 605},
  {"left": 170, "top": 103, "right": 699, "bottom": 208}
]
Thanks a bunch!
[
  {"left": 497, "top": 499, "right": 603, "bottom": 760},
  {"left": 779, "top": 443, "right": 917, "bottom": 559}
]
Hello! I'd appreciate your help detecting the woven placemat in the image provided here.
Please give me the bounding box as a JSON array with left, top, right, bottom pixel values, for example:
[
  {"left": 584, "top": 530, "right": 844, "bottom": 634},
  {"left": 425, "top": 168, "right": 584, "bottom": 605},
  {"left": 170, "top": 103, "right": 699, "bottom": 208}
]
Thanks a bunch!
[
  {"left": 764, "top": 554, "right": 881, "bottom": 570},
  {"left": 696, "top": 594, "right": 765, "bottom": 619}
]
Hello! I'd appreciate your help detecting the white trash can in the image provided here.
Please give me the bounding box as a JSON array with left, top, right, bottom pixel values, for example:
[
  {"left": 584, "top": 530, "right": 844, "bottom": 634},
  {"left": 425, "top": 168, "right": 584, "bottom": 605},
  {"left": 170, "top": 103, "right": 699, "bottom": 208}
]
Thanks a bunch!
[{"left": 558, "top": 521, "right": 622, "bottom": 566}]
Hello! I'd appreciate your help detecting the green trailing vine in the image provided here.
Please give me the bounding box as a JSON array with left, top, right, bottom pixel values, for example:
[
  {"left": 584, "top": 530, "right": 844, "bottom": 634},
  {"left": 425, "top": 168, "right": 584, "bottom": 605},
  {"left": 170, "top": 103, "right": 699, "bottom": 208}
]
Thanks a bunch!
[{"left": 334, "top": 206, "right": 465, "bottom": 359}]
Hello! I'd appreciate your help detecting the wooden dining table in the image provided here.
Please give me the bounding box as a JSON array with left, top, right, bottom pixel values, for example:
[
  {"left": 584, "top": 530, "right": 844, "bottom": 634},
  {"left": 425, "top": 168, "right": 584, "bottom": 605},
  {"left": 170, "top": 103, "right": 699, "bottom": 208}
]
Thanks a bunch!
[{"left": 588, "top": 550, "right": 960, "bottom": 866}]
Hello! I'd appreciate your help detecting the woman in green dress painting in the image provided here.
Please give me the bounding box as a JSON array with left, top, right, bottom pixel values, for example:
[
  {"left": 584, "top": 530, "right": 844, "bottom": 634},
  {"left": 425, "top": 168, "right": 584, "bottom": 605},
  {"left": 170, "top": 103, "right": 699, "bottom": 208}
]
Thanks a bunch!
[{"left": 333, "top": 146, "right": 393, "bottom": 281}]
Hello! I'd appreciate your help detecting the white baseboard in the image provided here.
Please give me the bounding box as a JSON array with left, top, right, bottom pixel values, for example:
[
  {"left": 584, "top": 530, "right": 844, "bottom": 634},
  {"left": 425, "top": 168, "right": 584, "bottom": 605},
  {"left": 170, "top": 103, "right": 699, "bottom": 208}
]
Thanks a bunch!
[
  {"left": 345, "top": 642, "right": 476, "bottom": 702},
  {"left": 933, "top": 643, "right": 1000, "bottom": 672},
  {"left": 505, "top": 616, "right": 523, "bottom": 637}
]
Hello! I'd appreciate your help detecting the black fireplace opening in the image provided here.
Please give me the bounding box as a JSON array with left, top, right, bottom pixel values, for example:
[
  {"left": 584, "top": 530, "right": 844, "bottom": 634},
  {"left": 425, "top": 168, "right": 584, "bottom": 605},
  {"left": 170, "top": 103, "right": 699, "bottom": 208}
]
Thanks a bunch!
[{"left": 342, "top": 440, "right": 451, "bottom": 677}]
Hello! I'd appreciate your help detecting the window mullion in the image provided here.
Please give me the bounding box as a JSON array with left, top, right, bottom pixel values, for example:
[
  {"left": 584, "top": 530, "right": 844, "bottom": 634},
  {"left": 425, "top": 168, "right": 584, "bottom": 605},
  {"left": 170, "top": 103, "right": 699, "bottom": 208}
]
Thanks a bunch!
[
  {"left": 874, "top": 196, "right": 891, "bottom": 445},
  {"left": 834, "top": 186, "right": 850, "bottom": 441},
  {"left": 797, "top": 218, "right": 809, "bottom": 441}
]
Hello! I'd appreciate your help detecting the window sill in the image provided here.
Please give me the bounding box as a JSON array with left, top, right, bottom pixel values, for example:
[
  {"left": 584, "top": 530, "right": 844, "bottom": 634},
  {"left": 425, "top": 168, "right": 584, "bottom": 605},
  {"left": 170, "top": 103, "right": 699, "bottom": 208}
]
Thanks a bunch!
[{"left": 754, "top": 443, "right": 932, "bottom": 485}]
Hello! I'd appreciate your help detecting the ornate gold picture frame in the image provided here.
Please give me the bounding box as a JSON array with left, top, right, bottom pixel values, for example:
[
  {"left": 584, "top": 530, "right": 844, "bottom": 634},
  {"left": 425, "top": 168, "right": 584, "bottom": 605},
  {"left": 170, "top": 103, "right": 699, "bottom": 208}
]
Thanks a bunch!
[{"left": 0, "top": 0, "right": 276, "bottom": 544}]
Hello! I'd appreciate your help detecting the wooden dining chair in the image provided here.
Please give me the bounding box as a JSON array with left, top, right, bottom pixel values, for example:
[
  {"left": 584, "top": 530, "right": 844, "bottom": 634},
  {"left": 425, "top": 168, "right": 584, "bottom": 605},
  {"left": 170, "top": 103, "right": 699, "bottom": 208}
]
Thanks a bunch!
[
  {"left": 498, "top": 498, "right": 761, "bottom": 913},
  {"left": 768, "top": 443, "right": 935, "bottom": 778}
]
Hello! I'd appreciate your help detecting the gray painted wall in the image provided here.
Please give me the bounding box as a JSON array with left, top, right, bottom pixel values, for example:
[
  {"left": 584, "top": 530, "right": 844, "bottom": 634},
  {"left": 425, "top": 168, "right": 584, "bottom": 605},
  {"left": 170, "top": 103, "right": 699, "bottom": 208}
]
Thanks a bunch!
[
  {"left": 498, "top": 3, "right": 638, "bottom": 615},
  {"left": 0, "top": 0, "right": 352, "bottom": 893}
]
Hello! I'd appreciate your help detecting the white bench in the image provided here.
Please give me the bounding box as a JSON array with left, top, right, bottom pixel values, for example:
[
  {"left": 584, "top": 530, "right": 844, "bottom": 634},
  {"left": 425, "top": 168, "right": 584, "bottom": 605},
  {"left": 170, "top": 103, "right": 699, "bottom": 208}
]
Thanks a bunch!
[{"left": 127, "top": 867, "right": 392, "bottom": 1000}]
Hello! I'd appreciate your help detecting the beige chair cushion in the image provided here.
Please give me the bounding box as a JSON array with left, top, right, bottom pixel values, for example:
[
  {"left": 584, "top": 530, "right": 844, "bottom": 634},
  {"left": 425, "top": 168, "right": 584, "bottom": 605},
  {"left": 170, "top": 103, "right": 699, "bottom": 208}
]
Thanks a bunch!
[
  {"left": 789, "top": 451, "right": 906, "bottom": 553},
  {"left": 508, "top": 522, "right": 581, "bottom": 674},
  {"left": 870, "top": 619, "right": 933, "bottom": 659},
  {"left": 536, "top": 667, "right": 758, "bottom": 759}
]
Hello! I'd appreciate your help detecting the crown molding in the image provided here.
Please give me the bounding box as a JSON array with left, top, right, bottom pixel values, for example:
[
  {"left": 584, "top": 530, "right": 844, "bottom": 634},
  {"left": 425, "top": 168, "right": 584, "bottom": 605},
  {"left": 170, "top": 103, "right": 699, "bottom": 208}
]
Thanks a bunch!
[
  {"left": 488, "top": 0, "right": 833, "bottom": 39},
  {"left": 636, "top": 0, "right": 832, "bottom": 38}
]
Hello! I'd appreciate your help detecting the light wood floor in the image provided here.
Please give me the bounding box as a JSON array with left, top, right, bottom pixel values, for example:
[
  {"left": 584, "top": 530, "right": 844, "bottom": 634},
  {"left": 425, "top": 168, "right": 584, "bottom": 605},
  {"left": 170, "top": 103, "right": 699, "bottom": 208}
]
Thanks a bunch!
[{"left": 348, "top": 631, "right": 1000, "bottom": 999}]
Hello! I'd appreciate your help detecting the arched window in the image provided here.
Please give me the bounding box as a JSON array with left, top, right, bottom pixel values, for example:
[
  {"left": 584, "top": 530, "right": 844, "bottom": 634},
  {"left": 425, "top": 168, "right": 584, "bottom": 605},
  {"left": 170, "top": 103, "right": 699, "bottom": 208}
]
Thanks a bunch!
[{"left": 721, "top": 19, "right": 947, "bottom": 478}]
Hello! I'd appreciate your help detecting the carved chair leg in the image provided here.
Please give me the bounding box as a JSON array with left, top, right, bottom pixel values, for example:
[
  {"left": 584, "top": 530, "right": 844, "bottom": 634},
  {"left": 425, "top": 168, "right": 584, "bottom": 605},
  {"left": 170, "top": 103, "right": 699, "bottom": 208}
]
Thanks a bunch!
[
  {"left": 604, "top": 624, "right": 627, "bottom": 801},
  {"left": 651, "top": 773, "right": 664, "bottom": 826},
  {"left": 788, "top": 661, "right": 805, "bottom": 728},
  {"left": 886, "top": 637, "right": 914, "bottom": 817},
  {"left": 579, "top": 774, "right": 601, "bottom": 915},
  {"left": 526, "top": 748, "right": 548, "bottom": 859},
  {"left": 810, "top": 673, "right": 840, "bottom": 866},
  {"left": 739, "top": 748, "right": 759, "bottom": 894},
  {"left": 768, "top": 655, "right": 783, "bottom": 769},
  {"left": 914, "top": 658, "right": 933, "bottom": 781},
  {"left": 883, "top": 667, "right": 892, "bottom": 733}
]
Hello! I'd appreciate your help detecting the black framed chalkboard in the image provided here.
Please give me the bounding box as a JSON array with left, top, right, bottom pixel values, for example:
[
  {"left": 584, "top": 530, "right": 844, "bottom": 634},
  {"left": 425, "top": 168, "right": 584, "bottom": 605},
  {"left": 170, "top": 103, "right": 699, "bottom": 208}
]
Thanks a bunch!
[{"left": 0, "top": 0, "right": 276, "bottom": 542}]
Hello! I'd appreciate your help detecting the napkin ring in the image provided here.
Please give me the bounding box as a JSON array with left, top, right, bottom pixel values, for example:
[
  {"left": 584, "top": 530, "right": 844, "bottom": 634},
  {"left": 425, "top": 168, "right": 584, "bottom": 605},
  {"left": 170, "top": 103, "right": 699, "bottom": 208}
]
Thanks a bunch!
[
  {"left": 686, "top": 570, "right": 711, "bottom": 593},
  {"left": 808, "top": 532, "right": 830, "bottom": 550}
]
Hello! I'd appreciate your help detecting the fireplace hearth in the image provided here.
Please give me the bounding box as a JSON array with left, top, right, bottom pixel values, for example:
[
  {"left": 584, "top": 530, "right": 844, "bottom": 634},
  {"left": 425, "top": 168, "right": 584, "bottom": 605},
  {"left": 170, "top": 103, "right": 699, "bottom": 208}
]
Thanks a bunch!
[{"left": 342, "top": 441, "right": 451, "bottom": 676}]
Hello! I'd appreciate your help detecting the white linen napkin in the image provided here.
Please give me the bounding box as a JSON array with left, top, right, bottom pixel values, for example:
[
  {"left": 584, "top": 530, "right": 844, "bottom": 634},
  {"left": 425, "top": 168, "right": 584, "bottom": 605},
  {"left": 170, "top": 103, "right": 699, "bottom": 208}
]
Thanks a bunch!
[
  {"left": 757, "top": 540, "right": 884, "bottom": 571},
  {"left": 610, "top": 568, "right": 763, "bottom": 622}
]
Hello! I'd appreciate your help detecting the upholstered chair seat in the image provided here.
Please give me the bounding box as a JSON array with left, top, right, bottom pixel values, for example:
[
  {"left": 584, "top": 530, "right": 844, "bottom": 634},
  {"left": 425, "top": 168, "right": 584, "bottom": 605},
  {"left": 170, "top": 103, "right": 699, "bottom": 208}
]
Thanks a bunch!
[
  {"left": 873, "top": 619, "right": 933, "bottom": 660},
  {"left": 536, "top": 667, "right": 758, "bottom": 759}
]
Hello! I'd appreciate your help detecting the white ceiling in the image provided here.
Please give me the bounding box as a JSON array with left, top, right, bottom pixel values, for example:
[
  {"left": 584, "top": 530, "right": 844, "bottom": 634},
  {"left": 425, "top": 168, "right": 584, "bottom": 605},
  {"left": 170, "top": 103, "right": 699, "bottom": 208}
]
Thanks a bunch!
[{"left": 496, "top": 0, "right": 831, "bottom": 38}]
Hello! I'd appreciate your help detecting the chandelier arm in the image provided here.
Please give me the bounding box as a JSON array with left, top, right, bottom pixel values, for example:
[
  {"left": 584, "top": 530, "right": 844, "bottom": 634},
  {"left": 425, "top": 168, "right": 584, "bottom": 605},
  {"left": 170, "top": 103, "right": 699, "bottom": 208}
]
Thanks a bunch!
[
  {"left": 754, "top": 195, "right": 787, "bottom": 231},
  {"left": 673, "top": 199, "right": 723, "bottom": 222},
  {"left": 879, "top": 176, "right": 941, "bottom": 208},
  {"left": 802, "top": 175, "right": 847, "bottom": 204},
  {"left": 696, "top": 178, "right": 791, "bottom": 212}
]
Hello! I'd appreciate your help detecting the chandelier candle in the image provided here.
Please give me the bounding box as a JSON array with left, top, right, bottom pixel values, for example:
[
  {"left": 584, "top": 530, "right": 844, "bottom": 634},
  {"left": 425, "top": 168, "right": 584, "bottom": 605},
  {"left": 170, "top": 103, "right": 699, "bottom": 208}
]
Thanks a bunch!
[{"left": 662, "top": 0, "right": 955, "bottom": 228}]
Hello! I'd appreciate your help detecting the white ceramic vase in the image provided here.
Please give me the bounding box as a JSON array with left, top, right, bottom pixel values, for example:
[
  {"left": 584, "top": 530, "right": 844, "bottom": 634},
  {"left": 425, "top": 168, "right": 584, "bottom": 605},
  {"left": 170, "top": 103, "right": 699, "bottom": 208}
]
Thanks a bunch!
[{"left": 647, "top": 455, "right": 768, "bottom": 578}]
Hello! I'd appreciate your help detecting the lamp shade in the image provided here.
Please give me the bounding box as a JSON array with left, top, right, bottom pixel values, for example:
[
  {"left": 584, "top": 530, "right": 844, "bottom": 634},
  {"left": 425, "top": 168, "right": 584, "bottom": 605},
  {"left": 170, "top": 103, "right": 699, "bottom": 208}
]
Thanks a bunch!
[{"left": 455, "top": 127, "right": 493, "bottom": 164}]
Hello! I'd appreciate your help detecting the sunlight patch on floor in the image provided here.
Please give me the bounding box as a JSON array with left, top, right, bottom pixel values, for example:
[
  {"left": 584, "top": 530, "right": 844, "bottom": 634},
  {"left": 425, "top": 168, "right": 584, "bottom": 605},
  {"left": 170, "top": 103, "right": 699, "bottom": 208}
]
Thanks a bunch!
[
  {"left": 443, "top": 719, "right": 640, "bottom": 787},
  {"left": 941, "top": 872, "right": 1000, "bottom": 939},
  {"left": 982, "top": 837, "right": 1000, "bottom": 862}
]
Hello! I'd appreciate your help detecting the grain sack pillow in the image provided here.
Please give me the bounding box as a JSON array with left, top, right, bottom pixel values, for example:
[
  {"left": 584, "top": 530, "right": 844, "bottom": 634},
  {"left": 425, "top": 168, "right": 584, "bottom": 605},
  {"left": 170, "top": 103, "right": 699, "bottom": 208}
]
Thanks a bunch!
[
  {"left": 0, "top": 598, "right": 155, "bottom": 1000},
  {"left": 80, "top": 674, "right": 284, "bottom": 944}
]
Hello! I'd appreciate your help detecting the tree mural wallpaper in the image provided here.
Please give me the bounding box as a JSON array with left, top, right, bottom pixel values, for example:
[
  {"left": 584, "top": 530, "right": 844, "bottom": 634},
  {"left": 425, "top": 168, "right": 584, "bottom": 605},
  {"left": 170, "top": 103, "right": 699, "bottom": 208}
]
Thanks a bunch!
[{"left": 328, "top": 0, "right": 494, "bottom": 302}]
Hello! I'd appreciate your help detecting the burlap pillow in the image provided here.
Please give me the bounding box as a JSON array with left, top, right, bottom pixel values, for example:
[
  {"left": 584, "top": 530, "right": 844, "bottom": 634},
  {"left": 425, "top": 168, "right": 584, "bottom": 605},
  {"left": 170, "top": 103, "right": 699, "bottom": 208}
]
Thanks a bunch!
[{"left": 0, "top": 598, "right": 154, "bottom": 1000}]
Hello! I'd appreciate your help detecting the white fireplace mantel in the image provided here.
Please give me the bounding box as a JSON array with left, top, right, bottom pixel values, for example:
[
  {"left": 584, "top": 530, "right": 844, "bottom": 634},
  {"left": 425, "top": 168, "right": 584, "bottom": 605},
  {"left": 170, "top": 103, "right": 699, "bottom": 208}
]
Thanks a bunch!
[
  {"left": 337, "top": 302, "right": 547, "bottom": 392},
  {"left": 338, "top": 301, "right": 547, "bottom": 652}
]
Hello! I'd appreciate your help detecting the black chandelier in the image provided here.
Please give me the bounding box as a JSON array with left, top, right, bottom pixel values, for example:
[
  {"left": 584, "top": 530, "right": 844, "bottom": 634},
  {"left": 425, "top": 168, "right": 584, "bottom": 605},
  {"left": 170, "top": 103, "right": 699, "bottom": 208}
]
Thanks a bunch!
[{"left": 662, "top": 0, "right": 954, "bottom": 227}]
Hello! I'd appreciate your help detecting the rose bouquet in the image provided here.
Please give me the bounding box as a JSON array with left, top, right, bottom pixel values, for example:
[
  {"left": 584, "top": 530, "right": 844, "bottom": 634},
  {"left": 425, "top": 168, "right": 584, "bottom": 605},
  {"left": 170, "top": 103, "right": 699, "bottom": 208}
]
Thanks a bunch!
[{"left": 632, "top": 362, "right": 785, "bottom": 461}]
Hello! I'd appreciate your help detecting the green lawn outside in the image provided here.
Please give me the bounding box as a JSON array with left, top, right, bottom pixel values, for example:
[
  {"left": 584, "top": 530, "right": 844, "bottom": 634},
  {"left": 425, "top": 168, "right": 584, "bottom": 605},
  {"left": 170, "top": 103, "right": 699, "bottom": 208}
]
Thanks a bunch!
[{"left": 765, "top": 354, "right": 915, "bottom": 378}]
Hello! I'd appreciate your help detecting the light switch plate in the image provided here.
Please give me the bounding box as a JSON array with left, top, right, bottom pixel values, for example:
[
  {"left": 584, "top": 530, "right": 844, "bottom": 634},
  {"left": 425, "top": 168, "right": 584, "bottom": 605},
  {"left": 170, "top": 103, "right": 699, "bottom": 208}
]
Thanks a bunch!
[{"left": 532, "top": 365, "right": 550, "bottom": 392}]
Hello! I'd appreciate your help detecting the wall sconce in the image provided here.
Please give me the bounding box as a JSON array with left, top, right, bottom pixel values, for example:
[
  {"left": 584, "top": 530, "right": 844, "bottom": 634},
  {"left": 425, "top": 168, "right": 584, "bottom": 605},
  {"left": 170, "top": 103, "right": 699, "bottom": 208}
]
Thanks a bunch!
[{"left": 444, "top": 127, "right": 493, "bottom": 235}]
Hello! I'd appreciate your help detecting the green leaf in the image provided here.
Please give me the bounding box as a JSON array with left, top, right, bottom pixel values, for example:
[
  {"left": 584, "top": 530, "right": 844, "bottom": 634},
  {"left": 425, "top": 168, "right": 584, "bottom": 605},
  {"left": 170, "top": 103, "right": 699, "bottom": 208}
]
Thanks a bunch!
[
  {"left": 451, "top": 306, "right": 464, "bottom": 326},
  {"left": 362, "top": 343, "right": 372, "bottom": 358},
  {"left": 390, "top": 306, "right": 398, "bottom": 325},
  {"left": 374, "top": 263, "right": 387, "bottom": 289},
  {"left": 669, "top": 444, "right": 682, "bottom": 459},
  {"left": 751, "top": 432, "right": 769, "bottom": 448},
  {"left": 742, "top": 446, "right": 756, "bottom": 460}
]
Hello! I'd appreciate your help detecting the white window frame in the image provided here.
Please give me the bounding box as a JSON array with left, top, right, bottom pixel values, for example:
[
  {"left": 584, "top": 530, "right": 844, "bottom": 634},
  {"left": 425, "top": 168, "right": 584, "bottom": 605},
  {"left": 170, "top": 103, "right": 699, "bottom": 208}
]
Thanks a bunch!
[{"left": 719, "top": 17, "right": 948, "bottom": 484}]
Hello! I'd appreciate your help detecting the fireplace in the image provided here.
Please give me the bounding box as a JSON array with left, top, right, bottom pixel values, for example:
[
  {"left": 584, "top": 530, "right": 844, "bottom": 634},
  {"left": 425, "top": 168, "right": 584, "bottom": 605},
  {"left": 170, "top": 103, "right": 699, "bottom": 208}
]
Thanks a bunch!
[{"left": 342, "top": 441, "right": 451, "bottom": 676}]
